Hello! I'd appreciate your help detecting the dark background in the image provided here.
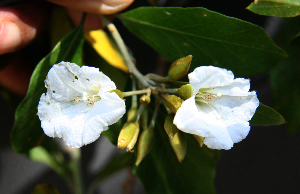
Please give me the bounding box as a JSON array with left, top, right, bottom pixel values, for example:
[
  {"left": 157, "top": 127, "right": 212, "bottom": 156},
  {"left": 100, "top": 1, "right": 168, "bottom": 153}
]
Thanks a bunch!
[{"left": 1, "top": 0, "right": 300, "bottom": 193}]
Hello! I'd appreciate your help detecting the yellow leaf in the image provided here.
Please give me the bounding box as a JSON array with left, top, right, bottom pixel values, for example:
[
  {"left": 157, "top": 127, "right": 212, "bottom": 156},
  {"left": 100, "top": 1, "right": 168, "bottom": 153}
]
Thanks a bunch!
[{"left": 85, "top": 30, "right": 128, "bottom": 72}]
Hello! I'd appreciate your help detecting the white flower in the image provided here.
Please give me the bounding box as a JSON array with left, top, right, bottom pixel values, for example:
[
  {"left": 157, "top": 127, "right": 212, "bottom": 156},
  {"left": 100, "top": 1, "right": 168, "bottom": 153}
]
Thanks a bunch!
[
  {"left": 173, "top": 66, "right": 259, "bottom": 150},
  {"left": 38, "top": 62, "right": 126, "bottom": 148}
]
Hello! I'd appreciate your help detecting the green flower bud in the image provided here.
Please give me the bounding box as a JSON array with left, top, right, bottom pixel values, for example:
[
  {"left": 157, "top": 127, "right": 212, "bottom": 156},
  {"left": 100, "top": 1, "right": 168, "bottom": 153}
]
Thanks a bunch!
[
  {"left": 166, "top": 95, "right": 184, "bottom": 114},
  {"left": 108, "top": 89, "right": 124, "bottom": 99},
  {"left": 126, "top": 123, "right": 140, "bottom": 152},
  {"left": 178, "top": 84, "right": 194, "bottom": 100},
  {"left": 127, "top": 107, "right": 137, "bottom": 121},
  {"left": 140, "top": 95, "right": 151, "bottom": 105},
  {"left": 169, "top": 130, "right": 187, "bottom": 162},
  {"left": 193, "top": 135, "right": 205, "bottom": 147},
  {"left": 117, "top": 122, "right": 139, "bottom": 150},
  {"left": 168, "top": 55, "right": 192, "bottom": 80},
  {"left": 164, "top": 113, "right": 178, "bottom": 138},
  {"left": 135, "top": 127, "right": 155, "bottom": 166}
]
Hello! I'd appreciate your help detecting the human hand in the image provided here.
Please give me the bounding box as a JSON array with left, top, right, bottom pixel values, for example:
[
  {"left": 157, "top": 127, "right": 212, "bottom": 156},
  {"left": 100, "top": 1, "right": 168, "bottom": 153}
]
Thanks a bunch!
[{"left": 0, "top": 0, "right": 133, "bottom": 96}]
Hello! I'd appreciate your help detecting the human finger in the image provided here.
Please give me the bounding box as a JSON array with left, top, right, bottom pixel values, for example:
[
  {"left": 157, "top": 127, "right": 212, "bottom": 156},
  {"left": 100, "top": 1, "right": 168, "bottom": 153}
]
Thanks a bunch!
[
  {"left": 47, "top": 0, "right": 133, "bottom": 15},
  {"left": 0, "top": 0, "right": 51, "bottom": 55}
]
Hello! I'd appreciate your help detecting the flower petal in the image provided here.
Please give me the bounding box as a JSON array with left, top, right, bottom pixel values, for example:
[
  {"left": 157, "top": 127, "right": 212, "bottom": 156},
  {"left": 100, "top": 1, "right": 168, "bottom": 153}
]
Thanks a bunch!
[
  {"left": 206, "top": 78, "right": 251, "bottom": 96},
  {"left": 77, "top": 66, "right": 116, "bottom": 94},
  {"left": 46, "top": 62, "right": 86, "bottom": 101},
  {"left": 209, "top": 94, "right": 259, "bottom": 143},
  {"left": 38, "top": 92, "right": 125, "bottom": 148},
  {"left": 173, "top": 97, "right": 233, "bottom": 149},
  {"left": 189, "top": 66, "right": 234, "bottom": 94},
  {"left": 82, "top": 92, "right": 126, "bottom": 145}
]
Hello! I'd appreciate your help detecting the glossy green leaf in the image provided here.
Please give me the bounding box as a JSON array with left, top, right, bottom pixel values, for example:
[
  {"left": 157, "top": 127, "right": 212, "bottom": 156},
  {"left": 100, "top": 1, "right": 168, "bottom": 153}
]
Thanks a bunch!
[
  {"left": 11, "top": 15, "right": 85, "bottom": 153},
  {"left": 119, "top": 7, "right": 287, "bottom": 77},
  {"left": 133, "top": 108, "right": 216, "bottom": 194},
  {"left": 250, "top": 103, "right": 286, "bottom": 126},
  {"left": 83, "top": 42, "right": 128, "bottom": 145},
  {"left": 247, "top": 0, "right": 300, "bottom": 17}
]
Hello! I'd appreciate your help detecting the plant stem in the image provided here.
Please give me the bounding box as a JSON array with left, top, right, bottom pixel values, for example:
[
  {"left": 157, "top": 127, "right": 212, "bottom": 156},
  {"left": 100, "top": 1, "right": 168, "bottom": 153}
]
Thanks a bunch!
[
  {"left": 151, "top": 87, "right": 179, "bottom": 94},
  {"left": 146, "top": 73, "right": 169, "bottom": 82},
  {"left": 100, "top": 15, "right": 150, "bottom": 87},
  {"left": 70, "top": 148, "right": 84, "bottom": 194},
  {"left": 148, "top": 97, "right": 160, "bottom": 129},
  {"left": 131, "top": 77, "right": 138, "bottom": 109},
  {"left": 141, "top": 105, "right": 148, "bottom": 131},
  {"left": 131, "top": 104, "right": 145, "bottom": 123},
  {"left": 123, "top": 88, "right": 151, "bottom": 97}
]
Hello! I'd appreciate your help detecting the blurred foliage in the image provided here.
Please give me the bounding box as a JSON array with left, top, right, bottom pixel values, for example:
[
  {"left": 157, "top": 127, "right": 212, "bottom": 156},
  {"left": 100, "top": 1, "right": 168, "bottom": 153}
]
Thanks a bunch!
[
  {"left": 32, "top": 184, "right": 61, "bottom": 194},
  {"left": 270, "top": 17, "right": 300, "bottom": 132}
]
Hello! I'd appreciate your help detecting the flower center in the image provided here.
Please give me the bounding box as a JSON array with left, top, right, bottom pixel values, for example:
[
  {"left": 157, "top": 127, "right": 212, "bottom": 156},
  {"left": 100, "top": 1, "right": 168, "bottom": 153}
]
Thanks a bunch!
[
  {"left": 195, "top": 91, "right": 223, "bottom": 119},
  {"left": 75, "top": 87, "right": 101, "bottom": 106},
  {"left": 196, "top": 91, "right": 222, "bottom": 101}
]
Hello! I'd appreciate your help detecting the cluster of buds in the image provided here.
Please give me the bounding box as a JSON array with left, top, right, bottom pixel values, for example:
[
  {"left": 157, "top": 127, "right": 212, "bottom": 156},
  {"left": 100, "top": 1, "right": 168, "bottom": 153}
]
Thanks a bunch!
[
  {"left": 117, "top": 55, "right": 197, "bottom": 164},
  {"left": 116, "top": 53, "right": 259, "bottom": 164}
]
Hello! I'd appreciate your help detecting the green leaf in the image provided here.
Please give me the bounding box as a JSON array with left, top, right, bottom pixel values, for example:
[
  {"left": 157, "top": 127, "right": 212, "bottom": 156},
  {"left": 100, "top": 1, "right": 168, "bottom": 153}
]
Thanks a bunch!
[
  {"left": 11, "top": 15, "right": 85, "bottom": 153},
  {"left": 133, "top": 108, "right": 216, "bottom": 194},
  {"left": 119, "top": 7, "right": 287, "bottom": 77},
  {"left": 247, "top": 0, "right": 300, "bottom": 17},
  {"left": 250, "top": 103, "right": 286, "bottom": 126}
]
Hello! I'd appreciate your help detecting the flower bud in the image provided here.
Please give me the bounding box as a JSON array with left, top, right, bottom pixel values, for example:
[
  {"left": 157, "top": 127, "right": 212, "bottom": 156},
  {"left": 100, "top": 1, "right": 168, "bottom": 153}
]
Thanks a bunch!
[
  {"left": 168, "top": 55, "right": 192, "bottom": 80},
  {"left": 126, "top": 123, "right": 140, "bottom": 152},
  {"left": 178, "top": 84, "right": 194, "bottom": 100},
  {"left": 169, "top": 130, "right": 187, "bottom": 162},
  {"left": 108, "top": 89, "right": 123, "bottom": 99},
  {"left": 127, "top": 107, "right": 137, "bottom": 121},
  {"left": 135, "top": 127, "right": 155, "bottom": 166},
  {"left": 166, "top": 95, "right": 184, "bottom": 114},
  {"left": 164, "top": 113, "right": 178, "bottom": 138},
  {"left": 140, "top": 95, "right": 151, "bottom": 105},
  {"left": 193, "top": 135, "right": 205, "bottom": 147},
  {"left": 117, "top": 122, "right": 139, "bottom": 150}
]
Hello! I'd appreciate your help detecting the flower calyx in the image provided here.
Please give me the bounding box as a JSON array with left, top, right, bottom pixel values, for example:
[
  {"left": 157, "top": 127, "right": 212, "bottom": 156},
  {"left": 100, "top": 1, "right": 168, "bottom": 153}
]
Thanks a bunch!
[
  {"left": 193, "top": 135, "right": 205, "bottom": 147},
  {"left": 169, "top": 130, "right": 187, "bottom": 163},
  {"left": 164, "top": 113, "right": 179, "bottom": 138},
  {"left": 166, "top": 95, "right": 184, "bottom": 114},
  {"left": 108, "top": 89, "right": 124, "bottom": 99}
]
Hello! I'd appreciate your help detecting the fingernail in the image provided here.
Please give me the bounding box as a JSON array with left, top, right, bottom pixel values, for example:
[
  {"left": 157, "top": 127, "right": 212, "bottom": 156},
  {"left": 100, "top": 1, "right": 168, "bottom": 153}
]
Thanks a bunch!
[
  {"left": 0, "top": 22, "right": 21, "bottom": 55},
  {"left": 103, "top": 0, "right": 133, "bottom": 6},
  {"left": 99, "top": 0, "right": 133, "bottom": 14}
]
